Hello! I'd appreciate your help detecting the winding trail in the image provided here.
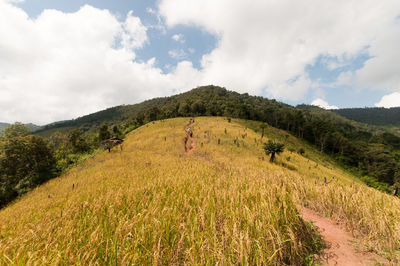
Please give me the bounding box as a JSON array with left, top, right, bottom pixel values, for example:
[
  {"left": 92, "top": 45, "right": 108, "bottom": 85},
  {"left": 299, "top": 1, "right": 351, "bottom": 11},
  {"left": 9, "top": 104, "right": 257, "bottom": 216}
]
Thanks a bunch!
[{"left": 301, "top": 208, "right": 387, "bottom": 265}]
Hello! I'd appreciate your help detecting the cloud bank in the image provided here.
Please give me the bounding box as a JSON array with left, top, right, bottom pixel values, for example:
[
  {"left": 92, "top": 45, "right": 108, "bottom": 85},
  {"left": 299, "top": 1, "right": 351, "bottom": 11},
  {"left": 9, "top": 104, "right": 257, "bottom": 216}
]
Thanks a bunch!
[
  {"left": 159, "top": 0, "right": 400, "bottom": 100},
  {"left": 0, "top": 2, "right": 200, "bottom": 124},
  {"left": 375, "top": 92, "right": 400, "bottom": 108},
  {"left": 1, "top": 0, "right": 400, "bottom": 124},
  {"left": 311, "top": 99, "right": 338, "bottom": 110}
]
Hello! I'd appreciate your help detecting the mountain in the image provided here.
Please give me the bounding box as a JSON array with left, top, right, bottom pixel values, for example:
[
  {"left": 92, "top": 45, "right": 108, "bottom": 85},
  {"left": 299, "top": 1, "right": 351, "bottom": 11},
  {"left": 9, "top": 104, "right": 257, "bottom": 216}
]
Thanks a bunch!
[
  {"left": 0, "top": 117, "right": 398, "bottom": 264},
  {"left": 0, "top": 122, "right": 42, "bottom": 136},
  {"left": 35, "top": 85, "right": 287, "bottom": 136},
  {"left": 333, "top": 107, "right": 400, "bottom": 126}
]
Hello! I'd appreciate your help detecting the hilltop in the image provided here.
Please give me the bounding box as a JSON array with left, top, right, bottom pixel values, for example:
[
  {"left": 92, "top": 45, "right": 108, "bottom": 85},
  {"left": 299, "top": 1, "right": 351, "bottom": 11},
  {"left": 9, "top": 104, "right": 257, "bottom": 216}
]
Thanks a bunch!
[
  {"left": 33, "top": 86, "right": 400, "bottom": 193},
  {"left": 35, "top": 85, "right": 286, "bottom": 136},
  {"left": 1, "top": 117, "right": 398, "bottom": 264}
]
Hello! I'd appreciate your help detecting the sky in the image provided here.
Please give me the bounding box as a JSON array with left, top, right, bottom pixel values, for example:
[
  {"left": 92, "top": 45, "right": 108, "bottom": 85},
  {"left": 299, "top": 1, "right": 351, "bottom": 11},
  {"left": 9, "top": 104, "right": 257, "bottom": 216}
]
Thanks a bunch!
[{"left": 1, "top": 0, "right": 400, "bottom": 125}]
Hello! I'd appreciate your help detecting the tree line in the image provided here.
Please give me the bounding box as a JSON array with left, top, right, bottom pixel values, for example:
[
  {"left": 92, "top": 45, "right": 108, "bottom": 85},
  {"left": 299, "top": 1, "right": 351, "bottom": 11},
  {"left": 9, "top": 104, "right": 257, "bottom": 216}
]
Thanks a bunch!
[
  {"left": 334, "top": 107, "right": 400, "bottom": 126},
  {"left": 0, "top": 123, "right": 125, "bottom": 207}
]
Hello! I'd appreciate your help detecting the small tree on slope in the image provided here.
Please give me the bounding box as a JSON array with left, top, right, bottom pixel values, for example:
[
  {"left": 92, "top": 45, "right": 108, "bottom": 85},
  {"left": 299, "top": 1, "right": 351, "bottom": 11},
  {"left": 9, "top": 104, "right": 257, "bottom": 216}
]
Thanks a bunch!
[{"left": 264, "top": 140, "right": 285, "bottom": 162}]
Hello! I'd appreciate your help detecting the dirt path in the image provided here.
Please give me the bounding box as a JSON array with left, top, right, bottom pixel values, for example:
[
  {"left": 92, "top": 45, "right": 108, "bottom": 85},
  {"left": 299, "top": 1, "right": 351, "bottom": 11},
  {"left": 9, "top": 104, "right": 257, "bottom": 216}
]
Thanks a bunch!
[
  {"left": 301, "top": 208, "right": 387, "bottom": 265},
  {"left": 184, "top": 119, "right": 195, "bottom": 153},
  {"left": 187, "top": 137, "right": 196, "bottom": 153}
]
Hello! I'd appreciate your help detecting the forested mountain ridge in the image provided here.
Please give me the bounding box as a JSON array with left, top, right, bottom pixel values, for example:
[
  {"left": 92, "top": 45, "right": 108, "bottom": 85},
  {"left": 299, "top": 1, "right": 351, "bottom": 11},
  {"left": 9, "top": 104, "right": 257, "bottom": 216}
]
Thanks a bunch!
[
  {"left": 36, "top": 85, "right": 288, "bottom": 135},
  {"left": 333, "top": 107, "right": 400, "bottom": 126}
]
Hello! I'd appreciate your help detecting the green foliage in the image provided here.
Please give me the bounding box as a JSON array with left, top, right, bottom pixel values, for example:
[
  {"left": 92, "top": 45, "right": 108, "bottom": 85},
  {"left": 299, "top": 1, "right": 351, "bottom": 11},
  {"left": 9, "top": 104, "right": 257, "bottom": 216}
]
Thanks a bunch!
[
  {"left": 0, "top": 125, "right": 56, "bottom": 206},
  {"left": 3, "top": 122, "right": 30, "bottom": 138},
  {"left": 68, "top": 129, "right": 91, "bottom": 154},
  {"left": 0, "top": 123, "right": 100, "bottom": 207},
  {"left": 334, "top": 107, "right": 400, "bottom": 126},
  {"left": 98, "top": 124, "right": 111, "bottom": 142},
  {"left": 112, "top": 125, "right": 123, "bottom": 139},
  {"left": 264, "top": 140, "right": 285, "bottom": 162}
]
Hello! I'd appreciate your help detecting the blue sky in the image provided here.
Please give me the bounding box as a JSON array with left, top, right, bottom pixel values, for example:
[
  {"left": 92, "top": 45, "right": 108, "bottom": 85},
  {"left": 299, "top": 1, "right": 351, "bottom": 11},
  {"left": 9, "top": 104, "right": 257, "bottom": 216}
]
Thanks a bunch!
[{"left": 1, "top": 0, "right": 399, "bottom": 124}]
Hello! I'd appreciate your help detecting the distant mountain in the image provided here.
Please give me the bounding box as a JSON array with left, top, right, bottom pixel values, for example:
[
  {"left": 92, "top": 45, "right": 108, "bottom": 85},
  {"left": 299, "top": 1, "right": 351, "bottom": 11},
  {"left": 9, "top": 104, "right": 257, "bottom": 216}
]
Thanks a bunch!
[
  {"left": 0, "top": 122, "right": 9, "bottom": 134},
  {"left": 0, "top": 122, "right": 42, "bottom": 136},
  {"left": 333, "top": 107, "right": 400, "bottom": 126}
]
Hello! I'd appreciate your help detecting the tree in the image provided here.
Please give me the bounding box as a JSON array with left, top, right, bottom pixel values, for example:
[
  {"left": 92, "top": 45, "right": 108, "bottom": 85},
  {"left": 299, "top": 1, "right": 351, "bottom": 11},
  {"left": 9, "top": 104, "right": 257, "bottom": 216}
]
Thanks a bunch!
[
  {"left": 68, "top": 129, "right": 90, "bottom": 153},
  {"left": 3, "top": 122, "right": 30, "bottom": 138},
  {"left": 0, "top": 133, "right": 55, "bottom": 205},
  {"left": 178, "top": 102, "right": 191, "bottom": 116},
  {"left": 264, "top": 140, "right": 285, "bottom": 162},
  {"left": 98, "top": 125, "right": 111, "bottom": 142},
  {"left": 145, "top": 106, "right": 161, "bottom": 121},
  {"left": 112, "top": 125, "right": 122, "bottom": 138},
  {"left": 191, "top": 100, "right": 205, "bottom": 114}
]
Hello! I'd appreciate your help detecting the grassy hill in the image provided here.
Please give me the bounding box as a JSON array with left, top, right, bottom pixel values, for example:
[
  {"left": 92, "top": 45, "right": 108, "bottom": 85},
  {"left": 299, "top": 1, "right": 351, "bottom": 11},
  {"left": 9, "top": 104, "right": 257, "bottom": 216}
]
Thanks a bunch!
[
  {"left": 31, "top": 86, "right": 400, "bottom": 191},
  {"left": 1, "top": 117, "right": 399, "bottom": 264}
]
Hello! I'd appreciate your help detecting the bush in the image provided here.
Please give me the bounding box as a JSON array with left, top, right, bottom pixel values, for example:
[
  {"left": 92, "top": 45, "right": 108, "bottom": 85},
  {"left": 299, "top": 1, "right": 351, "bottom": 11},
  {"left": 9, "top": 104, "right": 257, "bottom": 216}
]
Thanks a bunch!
[{"left": 297, "top": 147, "right": 305, "bottom": 155}]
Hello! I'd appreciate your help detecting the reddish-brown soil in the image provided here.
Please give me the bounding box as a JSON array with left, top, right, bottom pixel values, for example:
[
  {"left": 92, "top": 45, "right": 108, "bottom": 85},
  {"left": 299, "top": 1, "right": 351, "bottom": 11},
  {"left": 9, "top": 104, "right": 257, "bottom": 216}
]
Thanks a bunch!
[
  {"left": 187, "top": 137, "right": 195, "bottom": 153},
  {"left": 301, "top": 208, "right": 387, "bottom": 265}
]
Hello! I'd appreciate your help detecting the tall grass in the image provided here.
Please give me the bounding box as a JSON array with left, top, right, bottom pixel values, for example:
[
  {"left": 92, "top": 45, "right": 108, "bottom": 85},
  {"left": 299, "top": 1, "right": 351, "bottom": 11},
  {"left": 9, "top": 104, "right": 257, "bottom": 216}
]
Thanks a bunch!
[{"left": 0, "top": 117, "right": 399, "bottom": 264}]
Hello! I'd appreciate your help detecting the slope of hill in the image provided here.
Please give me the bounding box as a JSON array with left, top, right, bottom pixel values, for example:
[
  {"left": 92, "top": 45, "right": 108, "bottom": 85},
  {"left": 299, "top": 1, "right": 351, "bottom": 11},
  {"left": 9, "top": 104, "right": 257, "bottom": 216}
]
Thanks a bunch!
[
  {"left": 1, "top": 117, "right": 399, "bottom": 264},
  {"left": 334, "top": 107, "right": 400, "bottom": 126},
  {"left": 33, "top": 86, "right": 400, "bottom": 191}
]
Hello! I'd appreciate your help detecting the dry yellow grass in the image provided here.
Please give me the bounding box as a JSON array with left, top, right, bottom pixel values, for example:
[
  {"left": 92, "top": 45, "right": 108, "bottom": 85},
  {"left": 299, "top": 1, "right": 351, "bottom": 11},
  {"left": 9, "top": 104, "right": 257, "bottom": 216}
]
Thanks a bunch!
[{"left": 0, "top": 117, "right": 399, "bottom": 264}]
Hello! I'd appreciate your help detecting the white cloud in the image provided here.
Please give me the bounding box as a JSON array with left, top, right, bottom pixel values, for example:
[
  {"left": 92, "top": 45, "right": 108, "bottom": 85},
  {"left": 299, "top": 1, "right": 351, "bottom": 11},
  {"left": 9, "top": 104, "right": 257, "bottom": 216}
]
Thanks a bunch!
[
  {"left": 375, "top": 92, "right": 400, "bottom": 108},
  {"left": 311, "top": 98, "right": 338, "bottom": 110},
  {"left": 146, "top": 7, "right": 156, "bottom": 15},
  {"left": 168, "top": 49, "right": 187, "bottom": 60},
  {"left": 354, "top": 22, "right": 400, "bottom": 92},
  {"left": 0, "top": 2, "right": 200, "bottom": 124},
  {"left": 122, "top": 11, "right": 148, "bottom": 49},
  {"left": 172, "top": 33, "right": 185, "bottom": 43},
  {"left": 158, "top": 0, "right": 400, "bottom": 100}
]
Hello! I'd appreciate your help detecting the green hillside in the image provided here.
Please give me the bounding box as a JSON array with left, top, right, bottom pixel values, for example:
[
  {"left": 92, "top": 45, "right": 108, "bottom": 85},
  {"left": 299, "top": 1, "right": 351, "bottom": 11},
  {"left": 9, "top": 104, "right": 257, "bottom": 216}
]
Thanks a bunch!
[
  {"left": 334, "top": 107, "right": 400, "bottom": 126},
  {"left": 1, "top": 117, "right": 399, "bottom": 264},
  {"left": 35, "top": 85, "right": 287, "bottom": 136}
]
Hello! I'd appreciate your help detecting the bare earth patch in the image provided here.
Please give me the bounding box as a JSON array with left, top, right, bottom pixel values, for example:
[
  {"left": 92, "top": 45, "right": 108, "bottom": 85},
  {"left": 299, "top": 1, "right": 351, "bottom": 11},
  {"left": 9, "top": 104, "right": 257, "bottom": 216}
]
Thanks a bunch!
[{"left": 301, "top": 208, "right": 388, "bottom": 265}]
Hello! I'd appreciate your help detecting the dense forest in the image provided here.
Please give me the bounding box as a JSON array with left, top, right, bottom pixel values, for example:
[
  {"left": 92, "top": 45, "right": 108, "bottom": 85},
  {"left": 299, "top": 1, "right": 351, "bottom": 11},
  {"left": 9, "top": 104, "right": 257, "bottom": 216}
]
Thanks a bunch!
[
  {"left": 2, "top": 85, "right": 400, "bottom": 207},
  {"left": 334, "top": 107, "right": 400, "bottom": 126}
]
